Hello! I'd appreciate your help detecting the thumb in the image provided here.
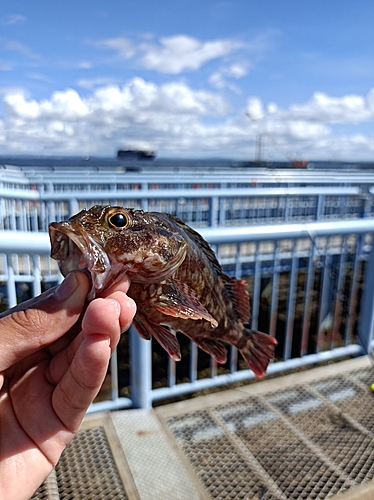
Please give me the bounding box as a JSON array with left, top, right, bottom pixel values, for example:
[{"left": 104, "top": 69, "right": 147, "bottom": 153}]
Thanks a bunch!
[{"left": 0, "top": 271, "right": 90, "bottom": 371}]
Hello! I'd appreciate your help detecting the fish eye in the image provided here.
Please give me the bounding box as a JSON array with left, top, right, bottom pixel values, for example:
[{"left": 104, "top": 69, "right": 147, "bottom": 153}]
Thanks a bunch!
[{"left": 108, "top": 211, "right": 129, "bottom": 228}]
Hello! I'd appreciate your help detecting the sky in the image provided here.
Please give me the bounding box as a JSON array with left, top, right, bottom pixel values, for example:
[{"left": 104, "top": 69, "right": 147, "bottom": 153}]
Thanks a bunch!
[{"left": 0, "top": 0, "right": 373, "bottom": 161}]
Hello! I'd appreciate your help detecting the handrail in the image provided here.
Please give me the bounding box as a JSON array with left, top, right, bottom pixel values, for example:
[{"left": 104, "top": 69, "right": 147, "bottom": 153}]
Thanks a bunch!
[{"left": 2, "top": 218, "right": 374, "bottom": 254}]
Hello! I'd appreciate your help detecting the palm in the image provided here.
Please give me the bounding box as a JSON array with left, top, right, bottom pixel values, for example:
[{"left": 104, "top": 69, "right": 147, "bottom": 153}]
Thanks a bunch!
[
  {"left": 0, "top": 272, "right": 135, "bottom": 500},
  {"left": 1, "top": 350, "right": 69, "bottom": 494}
]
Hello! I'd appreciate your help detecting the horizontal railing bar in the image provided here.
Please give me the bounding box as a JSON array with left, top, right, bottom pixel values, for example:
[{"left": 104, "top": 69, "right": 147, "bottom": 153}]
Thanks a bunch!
[
  {"left": 40, "top": 186, "right": 362, "bottom": 200},
  {"left": 87, "top": 396, "right": 133, "bottom": 414},
  {"left": 200, "top": 218, "right": 374, "bottom": 244},
  {"left": 0, "top": 231, "right": 51, "bottom": 254},
  {"left": 0, "top": 186, "right": 362, "bottom": 200},
  {"left": 150, "top": 344, "right": 364, "bottom": 402},
  {"left": 5, "top": 169, "right": 374, "bottom": 185},
  {"left": 0, "top": 189, "right": 39, "bottom": 200},
  {"left": 2, "top": 218, "right": 374, "bottom": 254}
]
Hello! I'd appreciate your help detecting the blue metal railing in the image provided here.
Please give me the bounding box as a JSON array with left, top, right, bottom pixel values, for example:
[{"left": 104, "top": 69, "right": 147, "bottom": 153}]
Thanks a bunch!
[
  {"left": 1, "top": 165, "right": 374, "bottom": 409},
  {"left": 0, "top": 185, "right": 371, "bottom": 232},
  {"left": 1, "top": 218, "right": 374, "bottom": 410}
]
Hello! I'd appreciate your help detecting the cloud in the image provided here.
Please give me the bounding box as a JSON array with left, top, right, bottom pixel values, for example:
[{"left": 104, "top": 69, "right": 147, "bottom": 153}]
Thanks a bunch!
[
  {"left": 286, "top": 91, "right": 374, "bottom": 124},
  {"left": 92, "top": 37, "right": 136, "bottom": 59},
  {"left": 0, "top": 63, "right": 12, "bottom": 71},
  {"left": 1, "top": 82, "right": 374, "bottom": 160},
  {"left": 77, "top": 77, "right": 119, "bottom": 89},
  {"left": 0, "top": 38, "right": 40, "bottom": 59},
  {"left": 0, "top": 78, "right": 230, "bottom": 153},
  {"left": 26, "top": 72, "right": 54, "bottom": 83},
  {"left": 138, "top": 35, "right": 243, "bottom": 73},
  {"left": 94, "top": 34, "right": 243, "bottom": 74},
  {"left": 209, "top": 62, "right": 250, "bottom": 92},
  {"left": 0, "top": 14, "right": 26, "bottom": 26},
  {"left": 244, "top": 90, "right": 374, "bottom": 160},
  {"left": 247, "top": 90, "right": 374, "bottom": 128}
]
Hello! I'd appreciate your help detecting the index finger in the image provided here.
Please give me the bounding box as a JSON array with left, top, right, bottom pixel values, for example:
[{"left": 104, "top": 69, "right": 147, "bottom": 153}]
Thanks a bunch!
[{"left": 97, "top": 275, "right": 131, "bottom": 297}]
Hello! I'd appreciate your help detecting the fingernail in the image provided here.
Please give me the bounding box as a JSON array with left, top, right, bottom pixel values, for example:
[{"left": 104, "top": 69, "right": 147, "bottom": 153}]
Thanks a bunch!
[{"left": 55, "top": 273, "right": 79, "bottom": 301}]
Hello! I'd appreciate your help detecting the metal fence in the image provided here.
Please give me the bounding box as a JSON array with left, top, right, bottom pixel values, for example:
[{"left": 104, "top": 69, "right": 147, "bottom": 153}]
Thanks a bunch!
[
  {"left": 1, "top": 218, "right": 374, "bottom": 411},
  {"left": 0, "top": 186, "right": 372, "bottom": 232},
  {"left": 2, "top": 163, "right": 374, "bottom": 409}
]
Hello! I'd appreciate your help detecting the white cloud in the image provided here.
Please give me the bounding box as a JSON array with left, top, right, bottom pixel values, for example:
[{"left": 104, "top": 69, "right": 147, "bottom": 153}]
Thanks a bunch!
[
  {"left": 0, "top": 38, "right": 40, "bottom": 59},
  {"left": 139, "top": 35, "right": 242, "bottom": 73},
  {"left": 246, "top": 90, "right": 374, "bottom": 136},
  {"left": 77, "top": 77, "right": 118, "bottom": 89},
  {"left": 93, "top": 37, "right": 136, "bottom": 59},
  {"left": 0, "top": 14, "right": 26, "bottom": 26},
  {"left": 246, "top": 97, "right": 264, "bottom": 121},
  {"left": 77, "top": 61, "right": 93, "bottom": 69},
  {"left": 285, "top": 92, "right": 374, "bottom": 124},
  {"left": 0, "top": 63, "right": 12, "bottom": 71},
  {"left": 94, "top": 34, "right": 243, "bottom": 74},
  {"left": 209, "top": 62, "right": 250, "bottom": 92},
  {"left": 1, "top": 82, "right": 374, "bottom": 160},
  {"left": 26, "top": 72, "right": 53, "bottom": 83}
]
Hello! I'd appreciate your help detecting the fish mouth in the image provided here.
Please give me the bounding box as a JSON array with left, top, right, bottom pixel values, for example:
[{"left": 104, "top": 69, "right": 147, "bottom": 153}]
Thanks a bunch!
[{"left": 49, "top": 221, "right": 110, "bottom": 299}]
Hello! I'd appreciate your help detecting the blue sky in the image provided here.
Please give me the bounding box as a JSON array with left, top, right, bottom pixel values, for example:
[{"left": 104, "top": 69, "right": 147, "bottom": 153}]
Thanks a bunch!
[{"left": 0, "top": 0, "right": 373, "bottom": 160}]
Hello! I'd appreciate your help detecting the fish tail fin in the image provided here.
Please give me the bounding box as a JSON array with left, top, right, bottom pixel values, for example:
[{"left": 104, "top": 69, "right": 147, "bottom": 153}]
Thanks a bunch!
[{"left": 238, "top": 330, "right": 277, "bottom": 378}]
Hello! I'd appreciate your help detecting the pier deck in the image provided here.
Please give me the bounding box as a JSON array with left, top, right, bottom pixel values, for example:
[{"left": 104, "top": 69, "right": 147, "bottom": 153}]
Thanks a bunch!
[{"left": 32, "top": 356, "right": 374, "bottom": 500}]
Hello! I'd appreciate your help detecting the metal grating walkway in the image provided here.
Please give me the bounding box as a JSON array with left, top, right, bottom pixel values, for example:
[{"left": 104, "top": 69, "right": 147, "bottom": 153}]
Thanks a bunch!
[{"left": 33, "top": 357, "right": 374, "bottom": 499}]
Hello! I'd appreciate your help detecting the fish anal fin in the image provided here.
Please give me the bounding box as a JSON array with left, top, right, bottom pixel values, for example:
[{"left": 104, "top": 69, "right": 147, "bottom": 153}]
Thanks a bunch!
[
  {"left": 238, "top": 330, "right": 277, "bottom": 378},
  {"left": 153, "top": 279, "right": 218, "bottom": 327},
  {"left": 194, "top": 338, "right": 227, "bottom": 364},
  {"left": 134, "top": 315, "right": 181, "bottom": 361},
  {"left": 152, "top": 324, "right": 181, "bottom": 361},
  {"left": 224, "top": 278, "right": 251, "bottom": 324}
]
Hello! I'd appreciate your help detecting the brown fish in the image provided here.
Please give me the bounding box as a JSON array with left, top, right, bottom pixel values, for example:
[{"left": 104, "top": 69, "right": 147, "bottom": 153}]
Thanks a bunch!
[{"left": 49, "top": 205, "right": 277, "bottom": 377}]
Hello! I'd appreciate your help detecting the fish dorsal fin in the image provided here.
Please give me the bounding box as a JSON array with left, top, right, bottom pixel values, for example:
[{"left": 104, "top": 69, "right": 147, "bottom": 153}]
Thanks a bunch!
[{"left": 224, "top": 278, "right": 251, "bottom": 324}]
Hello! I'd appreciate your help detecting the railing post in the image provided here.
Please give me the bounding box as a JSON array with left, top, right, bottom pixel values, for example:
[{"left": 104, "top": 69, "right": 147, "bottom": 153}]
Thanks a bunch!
[
  {"left": 316, "top": 195, "right": 325, "bottom": 220},
  {"left": 357, "top": 236, "right": 374, "bottom": 354},
  {"left": 6, "top": 264, "right": 17, "bottom": 308},
  {"left": 129, "top": 325, "right": 153, "bottom": 408},
  {"left": 209, "top": 196, "right": 219, "bottom": 227},
  {"left": 141, "top": 183, "right": 149, "bottom": 211},
  {"left": 32, "top": 255, "right": 41, "bottom": 297},
  {"left": 68, "top": 198, "right": 79, "bottom": 218}
]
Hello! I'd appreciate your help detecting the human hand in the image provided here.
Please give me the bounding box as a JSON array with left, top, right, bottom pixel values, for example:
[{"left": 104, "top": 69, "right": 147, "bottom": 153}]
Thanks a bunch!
[{"left": 0, "top": 271, "right": 136, "bottom": 500}]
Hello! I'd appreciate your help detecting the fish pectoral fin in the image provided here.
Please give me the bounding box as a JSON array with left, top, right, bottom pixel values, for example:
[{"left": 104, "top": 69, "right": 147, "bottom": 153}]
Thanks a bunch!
[
  {"left": 134, "top": 314, "right": 181, "bottom": 361},
  {"left": 194, "top": 338, "right": 228, "bottom": 364},
  {"left": 153, "top": 279, "right": 218, "bottom": 327}
]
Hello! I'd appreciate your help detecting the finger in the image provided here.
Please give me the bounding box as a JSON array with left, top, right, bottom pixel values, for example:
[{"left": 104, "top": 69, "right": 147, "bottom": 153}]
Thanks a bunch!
[
  {"left": 53, "top": 335, "right": 111, "bottom": 432},
  {"left": 103, "top": 291, "right": 136, "bottom": 334},
  {"left": 0, "top": 271, "right": 90, "bottom": 371},
  {"left": 98, "top": 275, "right": 131, "bottom": 297},
  {"left": 47, "top": 280, "right": 135, "bottom": 356},
  {"left": 47, "top": 291, "right": 136, "bottom": 385},
  {"left": 52, "top": 298, "right": 123, "bottom": 431}
]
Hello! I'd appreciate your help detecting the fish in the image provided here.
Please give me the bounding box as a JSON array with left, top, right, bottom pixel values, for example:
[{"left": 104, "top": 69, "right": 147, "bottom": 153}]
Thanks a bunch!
[{"left": 49, "top": 205, "right": 277, "bottom": 378}]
